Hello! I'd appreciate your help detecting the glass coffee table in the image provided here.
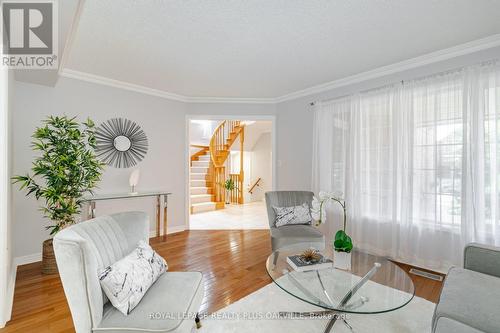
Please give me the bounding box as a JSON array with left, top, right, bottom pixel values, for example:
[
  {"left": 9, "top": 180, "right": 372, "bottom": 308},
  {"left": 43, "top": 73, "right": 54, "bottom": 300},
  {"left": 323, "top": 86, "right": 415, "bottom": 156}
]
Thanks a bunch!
[{"left": 266, "top": 247, "right": 415, "bottom": 332}]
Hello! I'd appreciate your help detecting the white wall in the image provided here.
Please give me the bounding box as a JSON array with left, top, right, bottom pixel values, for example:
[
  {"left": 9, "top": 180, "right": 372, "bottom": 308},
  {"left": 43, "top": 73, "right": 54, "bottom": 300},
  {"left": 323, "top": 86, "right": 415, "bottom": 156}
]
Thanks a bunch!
[
  {"left": 12, "top": 78, "right": 187, "bottom": 259},
  {"left": 187, "top": 103, "right": 277, "bottom": 117},
  {"left": 189, "top": 120, "right": 219, "bottom": 146},
  {"left": 241, "top": 121, "right": 272, "bottom": 151},
  {"left": 0, "top": 65, "right": 14, "bottom": 327},
  {"left": 227, "top": 121, "right": 272, "bottom": 202},
  {"left": 6, "top": 70, "right": 14, "bottom": 325},
  {"left": 249, "top": 132, "right": 272, "bottom": 202},
  {"left": 11, "top": 80, "right": 281, "bottom": 261},
  {"left": 229, "top": 123, "right": 273, "bottom": 203},
  {"left": 0, "top": 60, "right": 7, "bottom": 327}
]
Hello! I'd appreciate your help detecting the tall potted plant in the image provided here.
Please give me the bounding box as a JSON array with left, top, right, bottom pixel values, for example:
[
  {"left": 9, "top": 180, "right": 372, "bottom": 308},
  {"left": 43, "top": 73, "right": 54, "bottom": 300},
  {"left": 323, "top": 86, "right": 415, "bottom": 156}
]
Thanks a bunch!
[
  {"left": 13, "top": 116, "right": 103, "bottom": 274},
  {"left": 311, "top": 191, "right": 353, "bottom": 270},
  {"left": 223, "top": 178, "right": 236, "bottom": 204}
]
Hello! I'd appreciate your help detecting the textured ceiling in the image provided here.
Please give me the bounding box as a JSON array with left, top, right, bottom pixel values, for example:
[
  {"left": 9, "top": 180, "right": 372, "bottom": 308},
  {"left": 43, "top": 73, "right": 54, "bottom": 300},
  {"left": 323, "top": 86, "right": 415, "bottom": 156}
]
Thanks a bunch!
[{"left": 65, "top": 0, "right": 500, "bottom": 98}]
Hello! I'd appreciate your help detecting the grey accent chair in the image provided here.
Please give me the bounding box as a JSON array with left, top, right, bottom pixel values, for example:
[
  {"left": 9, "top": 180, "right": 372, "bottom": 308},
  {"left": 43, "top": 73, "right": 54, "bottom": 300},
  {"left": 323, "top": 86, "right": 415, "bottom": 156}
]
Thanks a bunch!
[
  {"left": 54, "top": 211, "right": 203, "bottom": 333},
  {"left": 265, "top": 191, "right": 325, "bottom": 252},
  {"left": 432, "top": 243, "right": 500, "bottom": 333}
]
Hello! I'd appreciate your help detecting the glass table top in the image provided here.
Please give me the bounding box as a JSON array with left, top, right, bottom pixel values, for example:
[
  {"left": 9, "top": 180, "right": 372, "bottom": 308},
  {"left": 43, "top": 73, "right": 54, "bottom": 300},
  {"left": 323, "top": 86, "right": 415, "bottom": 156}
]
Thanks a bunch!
[{"left": 266, "top": 247, "right": 415, "bottom": 314}]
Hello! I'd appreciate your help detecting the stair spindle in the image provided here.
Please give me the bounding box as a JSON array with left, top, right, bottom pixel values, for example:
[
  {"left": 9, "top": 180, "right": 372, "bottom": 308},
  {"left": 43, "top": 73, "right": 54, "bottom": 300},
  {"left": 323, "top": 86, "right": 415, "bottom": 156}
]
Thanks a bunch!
[{"left": 206, "top": 120, "right": 245, "bottom": 209}]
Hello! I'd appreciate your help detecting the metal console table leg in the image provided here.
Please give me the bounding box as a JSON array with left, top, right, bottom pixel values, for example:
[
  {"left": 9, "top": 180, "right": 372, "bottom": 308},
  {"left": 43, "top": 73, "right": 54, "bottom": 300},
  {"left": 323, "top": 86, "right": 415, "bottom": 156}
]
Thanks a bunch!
[
  {"left": 163, "top": 194, "right": 168, "bottom": 236},
  {"left": 88, "top": 201, "right": 96, "bottom": 219}
]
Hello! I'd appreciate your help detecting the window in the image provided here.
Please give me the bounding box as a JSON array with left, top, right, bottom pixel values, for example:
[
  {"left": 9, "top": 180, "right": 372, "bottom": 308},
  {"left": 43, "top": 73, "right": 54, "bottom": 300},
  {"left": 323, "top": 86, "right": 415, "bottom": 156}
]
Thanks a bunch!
[
  {"left": 358, "top": 89, "right": 396, "bottom": 221},
  {"left": 411, "top": 79, "right": 464, "bottom": 228},
  {"left": 312, "top": 62, "right": 500, "bottom": 270}
]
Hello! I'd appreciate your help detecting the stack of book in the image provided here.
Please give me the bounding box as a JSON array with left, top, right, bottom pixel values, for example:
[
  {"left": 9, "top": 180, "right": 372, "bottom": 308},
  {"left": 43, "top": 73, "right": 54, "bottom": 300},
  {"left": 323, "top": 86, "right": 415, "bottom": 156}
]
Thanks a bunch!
[{"left": 286, "top": 254, "right": 333, "bottom": 272}]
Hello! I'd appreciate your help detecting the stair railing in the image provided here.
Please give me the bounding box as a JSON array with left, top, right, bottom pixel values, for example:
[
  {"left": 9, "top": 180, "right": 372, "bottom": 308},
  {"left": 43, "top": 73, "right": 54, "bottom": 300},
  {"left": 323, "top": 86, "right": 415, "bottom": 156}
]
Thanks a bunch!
[
  {"left": 248, "top": 177, "right": 262, "bottom": 194},
  {"left": 209, "top": 120, "right": 242, "bottom": 207},
  {"left": 229, "top": 173, "right": 241, "bottom": 204},
  {"left": 210, "top": 121, "right": 226, "bottom": 206},
  {"left": 189, "top": 144, "right": 209, "bottom": 166}
]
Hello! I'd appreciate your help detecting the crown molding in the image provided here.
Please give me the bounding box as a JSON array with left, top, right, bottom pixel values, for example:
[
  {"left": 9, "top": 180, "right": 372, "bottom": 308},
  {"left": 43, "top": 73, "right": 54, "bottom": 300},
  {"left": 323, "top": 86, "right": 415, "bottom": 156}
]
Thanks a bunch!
[
  {"left": 59, "top": 69, "right": 277, "bottom": 104},
  {"left": 275, "top": 34, "right": 500, "bottom": 102},
  {"left": 185, "top": 96, "right": 276, "bottom": 104},
  {"left": 60, "top": 69, "right": 189, "bottom": 101},
  {"left": 57, "top": 0, "right": 86, "bottom": 77},
  {"left": 60, "top": 34, "right": 500, "bottom": 104}
]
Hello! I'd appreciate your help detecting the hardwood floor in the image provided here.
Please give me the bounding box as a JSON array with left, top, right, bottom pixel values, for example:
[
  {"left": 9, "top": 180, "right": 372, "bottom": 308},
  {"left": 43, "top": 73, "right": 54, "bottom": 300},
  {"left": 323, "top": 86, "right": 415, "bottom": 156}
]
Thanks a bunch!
[
  {"left": 393, "top": 262, "right": 444, "bottom": 304},
  {"left": 150, "top": 230, "right": 273, "bottom": 314},
  {"left": 1, "top": 230, "right": 443, "bottom": 333}
]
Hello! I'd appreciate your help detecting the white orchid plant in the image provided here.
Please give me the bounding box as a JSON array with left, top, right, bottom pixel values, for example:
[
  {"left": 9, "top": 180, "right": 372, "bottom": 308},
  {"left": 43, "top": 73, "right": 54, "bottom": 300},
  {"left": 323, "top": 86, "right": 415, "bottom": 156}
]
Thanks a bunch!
[{"left": 311, "top": 191, "right": 353, "bottom": 253}]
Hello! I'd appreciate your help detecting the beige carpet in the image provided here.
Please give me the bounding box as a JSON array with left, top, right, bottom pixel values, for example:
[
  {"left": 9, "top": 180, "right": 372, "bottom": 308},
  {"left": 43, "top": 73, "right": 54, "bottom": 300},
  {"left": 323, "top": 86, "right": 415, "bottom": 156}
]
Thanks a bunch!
[{"left": 198, "top": 281, "right": 435, "bottom": 333}]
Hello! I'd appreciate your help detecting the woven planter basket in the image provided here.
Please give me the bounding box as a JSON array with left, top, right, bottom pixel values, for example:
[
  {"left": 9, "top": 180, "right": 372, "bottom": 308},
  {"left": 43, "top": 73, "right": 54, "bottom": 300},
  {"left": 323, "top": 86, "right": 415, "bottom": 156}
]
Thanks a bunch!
[{"left": 42, "top": 239, "right": 58, "bottom": 275}]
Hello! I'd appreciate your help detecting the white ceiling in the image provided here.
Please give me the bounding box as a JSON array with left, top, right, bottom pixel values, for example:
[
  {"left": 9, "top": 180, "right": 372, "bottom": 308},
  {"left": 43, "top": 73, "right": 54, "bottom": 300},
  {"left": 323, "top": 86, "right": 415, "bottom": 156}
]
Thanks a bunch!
[{"left": 64, "top": 0, "right": 500, "bottom": 99}]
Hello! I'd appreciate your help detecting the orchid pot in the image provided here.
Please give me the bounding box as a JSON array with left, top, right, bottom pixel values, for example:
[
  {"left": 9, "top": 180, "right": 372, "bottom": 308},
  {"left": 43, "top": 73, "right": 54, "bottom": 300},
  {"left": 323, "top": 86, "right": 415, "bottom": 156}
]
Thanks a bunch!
[
  {"left": 333, "top": 250, "right": 352, "bottom": 270},
  {"left": 311, "top": 191, "right": 353, "bottom": 270}
]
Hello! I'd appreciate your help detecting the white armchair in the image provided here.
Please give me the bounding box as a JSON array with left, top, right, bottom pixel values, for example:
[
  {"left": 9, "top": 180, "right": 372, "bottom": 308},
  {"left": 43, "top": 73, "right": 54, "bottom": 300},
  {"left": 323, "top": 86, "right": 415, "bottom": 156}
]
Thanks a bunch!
[{"left": 54, "top": 211, "right": 203, "bottom": 333}]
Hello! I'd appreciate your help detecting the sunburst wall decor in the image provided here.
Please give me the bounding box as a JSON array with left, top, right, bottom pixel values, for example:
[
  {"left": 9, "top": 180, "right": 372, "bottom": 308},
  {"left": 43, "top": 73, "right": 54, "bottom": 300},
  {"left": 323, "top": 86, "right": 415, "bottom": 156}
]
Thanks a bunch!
[{"left": 95, "top": 118, "right": 149, "bottom": 168}]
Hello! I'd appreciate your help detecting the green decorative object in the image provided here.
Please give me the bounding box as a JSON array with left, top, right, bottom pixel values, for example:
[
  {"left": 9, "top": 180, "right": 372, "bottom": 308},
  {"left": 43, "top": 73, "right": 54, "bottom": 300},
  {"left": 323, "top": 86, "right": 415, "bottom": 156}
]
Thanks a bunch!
[
  {"left": 311, "top": 191, "right": 353, "bottom": 253},
  {"left": 13, "top": 116, "right": 104, "bottom": 235},
  {"left": 223, "top": 178, "right": 236, "bottom": 204},
  {"left": 223, "top": 178, "right": 236, "bottom": 191},
  {"left": 334, "top": 229, "right": 353, "bottom": 253}
]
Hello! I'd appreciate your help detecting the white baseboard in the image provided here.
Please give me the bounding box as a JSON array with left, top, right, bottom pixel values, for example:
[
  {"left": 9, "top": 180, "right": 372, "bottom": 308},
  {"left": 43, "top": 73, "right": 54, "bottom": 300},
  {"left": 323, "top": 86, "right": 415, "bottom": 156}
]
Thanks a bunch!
[
  {"left": 166, "top": 225, "right": 185, "bottom": 234},
  {"left": 13, "top": 227, "right": 187, "bottom": 267},
  {"left": 148, "top": 225, "right": 185, "bottom": 238},
  {"left": 0, "top": 260, "right": 18, "bottom": 328},
  {"left": 13, "top": 253, "right": 42, "bottom": 267}
]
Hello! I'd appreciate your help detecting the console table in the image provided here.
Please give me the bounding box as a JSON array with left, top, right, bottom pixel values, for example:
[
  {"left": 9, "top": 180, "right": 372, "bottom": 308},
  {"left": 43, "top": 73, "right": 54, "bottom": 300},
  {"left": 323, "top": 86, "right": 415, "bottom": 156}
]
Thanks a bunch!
[{"left": 83, "top": 191, "right": 172, "bottom": 237}]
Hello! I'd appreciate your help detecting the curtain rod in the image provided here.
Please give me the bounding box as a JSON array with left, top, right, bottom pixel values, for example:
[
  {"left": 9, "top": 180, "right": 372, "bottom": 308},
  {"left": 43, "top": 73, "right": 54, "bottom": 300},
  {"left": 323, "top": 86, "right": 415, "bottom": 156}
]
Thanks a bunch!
[
  {"left": 309, "top": 57, "right": 500, "bottom": 108},
  {"left": 309, "top": 80, "right": 406, "bottom": 107}
]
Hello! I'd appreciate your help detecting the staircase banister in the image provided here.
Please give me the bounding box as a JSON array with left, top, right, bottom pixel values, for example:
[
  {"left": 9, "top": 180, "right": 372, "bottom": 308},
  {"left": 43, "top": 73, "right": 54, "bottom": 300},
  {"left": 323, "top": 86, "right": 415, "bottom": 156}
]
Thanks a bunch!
[
  {"left": 209, "top": 120, "right": 226, "bottom": 167},
  {"left": 190, "top": 144, "right": 209, "bottom": 149},
  {"left": 248, "top": 177, "right": 262, "bottom": 194}
]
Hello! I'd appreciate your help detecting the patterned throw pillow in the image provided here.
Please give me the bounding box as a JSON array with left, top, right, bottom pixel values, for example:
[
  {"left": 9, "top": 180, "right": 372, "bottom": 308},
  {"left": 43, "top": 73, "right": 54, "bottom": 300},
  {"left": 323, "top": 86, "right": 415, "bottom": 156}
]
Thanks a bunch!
[
  {"left": 98, "top": 240, "right": 167, "bottom": 315},
  {"left": 273, "top": 203, "right": 312, "bottom": 227}
]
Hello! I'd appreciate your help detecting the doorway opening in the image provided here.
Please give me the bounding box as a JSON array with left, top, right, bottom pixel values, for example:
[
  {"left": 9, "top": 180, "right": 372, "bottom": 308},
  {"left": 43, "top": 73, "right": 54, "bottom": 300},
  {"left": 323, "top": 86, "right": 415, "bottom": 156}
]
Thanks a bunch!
[{"left": 186, "top": 116, "right": 275, "bottom": 230}]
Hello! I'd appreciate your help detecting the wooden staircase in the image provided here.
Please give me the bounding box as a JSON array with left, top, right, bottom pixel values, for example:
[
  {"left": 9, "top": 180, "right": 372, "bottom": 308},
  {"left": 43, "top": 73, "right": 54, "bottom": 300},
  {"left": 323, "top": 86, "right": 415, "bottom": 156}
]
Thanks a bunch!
[
  {"left": 190, "top": 121, "right": 244, "bottom": 214},
  {"left": 190, "top": 147, "right": 215, "bottom": 213}
]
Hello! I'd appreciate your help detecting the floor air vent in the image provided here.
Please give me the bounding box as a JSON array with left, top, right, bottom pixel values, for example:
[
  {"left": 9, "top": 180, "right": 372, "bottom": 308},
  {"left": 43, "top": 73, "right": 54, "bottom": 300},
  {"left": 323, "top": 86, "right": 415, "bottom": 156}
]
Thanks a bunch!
[{"left": 409, "top": 268, "right": 444, "bottom": 281}]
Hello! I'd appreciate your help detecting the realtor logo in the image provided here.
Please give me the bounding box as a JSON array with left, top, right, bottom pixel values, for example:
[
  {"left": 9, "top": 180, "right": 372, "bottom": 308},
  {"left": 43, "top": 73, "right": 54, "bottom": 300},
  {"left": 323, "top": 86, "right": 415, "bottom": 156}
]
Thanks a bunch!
[{"left": 1, "top": 0, "right": 58, "bottom": 69}]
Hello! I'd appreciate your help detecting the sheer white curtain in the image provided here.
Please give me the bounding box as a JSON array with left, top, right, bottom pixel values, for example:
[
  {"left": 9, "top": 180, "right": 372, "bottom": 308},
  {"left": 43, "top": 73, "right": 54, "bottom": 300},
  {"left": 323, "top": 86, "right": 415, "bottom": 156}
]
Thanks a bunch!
[
  {"left": 312, "top": 61, "right": 500, "bottom": 271},
  {"left": 463, "top": 62, "right": 500, "bottom": 246},
  {"left": 312, "top": 97, "right": 351, "bottom": 238}
]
